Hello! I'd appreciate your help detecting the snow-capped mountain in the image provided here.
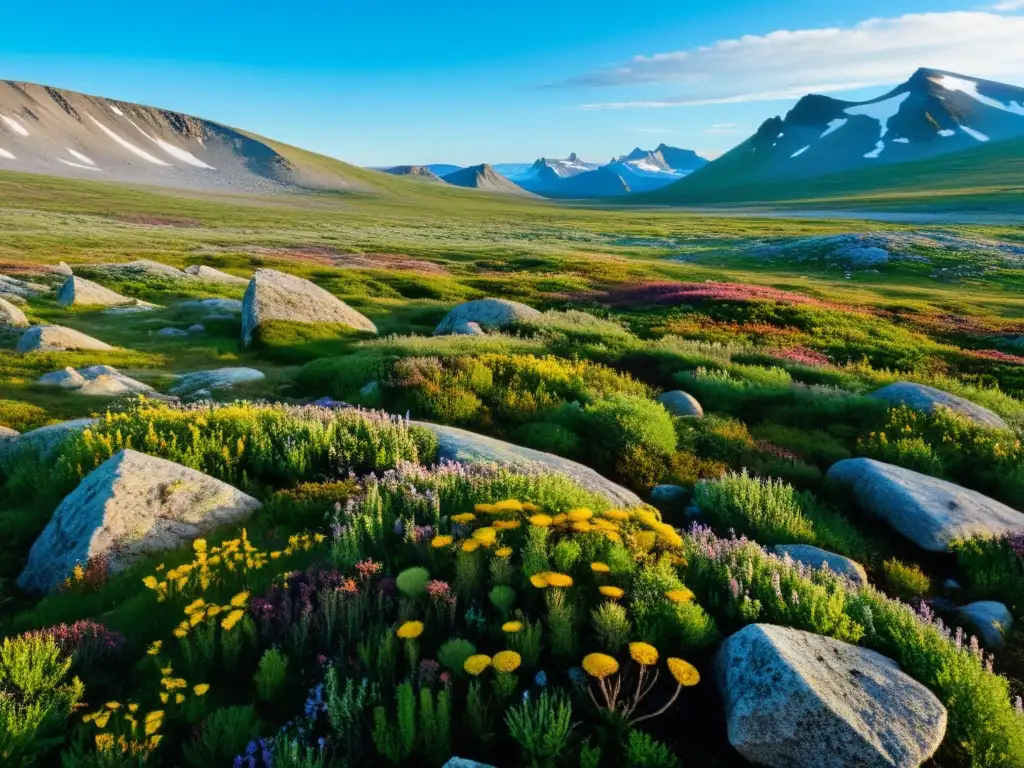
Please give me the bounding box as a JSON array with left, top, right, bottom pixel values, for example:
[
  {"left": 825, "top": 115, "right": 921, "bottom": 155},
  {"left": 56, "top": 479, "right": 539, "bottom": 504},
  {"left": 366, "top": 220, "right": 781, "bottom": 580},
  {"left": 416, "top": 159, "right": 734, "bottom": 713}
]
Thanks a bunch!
[{"left": 664, "top": 68, "right": 1024, "bottom": 194}]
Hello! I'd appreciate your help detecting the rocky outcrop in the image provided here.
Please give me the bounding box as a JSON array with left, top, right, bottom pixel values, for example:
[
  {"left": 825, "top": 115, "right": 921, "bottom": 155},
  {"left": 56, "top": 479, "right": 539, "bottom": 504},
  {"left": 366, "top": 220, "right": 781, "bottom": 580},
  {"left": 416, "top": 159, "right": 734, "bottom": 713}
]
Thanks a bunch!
[
  {"left": 717, "top": 624, "right": 946, "bottom": 768},
  {"left": 0, "top": 296, "right": 28, "bottom": 327},
  {"left": 38, "top": 365, "right": 152, "bottom": 396},
  {"left": 90, "top": 260, "right": 186, "bottom": 281},
  {"left": 17, "top": 450, "right": 261, "bottom": 592},
  {"left": 828, "top": 458, "right": 1024, "bottom": 551},
  {"left": 183, "top": 264, "right": 250, "bottom": 285},
  {"left": 168, "top": 367, "right": 266, "bottom": 395},
  {"left": 0, "top": 418, "right": 97, "bottom": 464},
  {"left": 418, "top": 421, "right": 642, "bottom": 507},
  {"left": 434, "top": 298, "right": 541, "bottom": 336},
  {"left": 0, "top": 273, "right": 40, "bottom": 300},
  {"left": 657, "top": 390, "right": 704, "bottom": 417},
  {"left": 17, "top": 325, "right": 113, "bottom": 352},
  {"left": 773, "top": 544, "right": 869, "bottom": 586},
  {"left": 57, "top": 276, "right": 136, "bottom": 307},
  {"left": 869, "top": 382, "right": 1009, "bottom": 431},
  {"left": 958, "top": 601, "right": 1013, "bottom": 648},
  {"left": 241, "top": 268, "right": 377, "bottom": 346}
]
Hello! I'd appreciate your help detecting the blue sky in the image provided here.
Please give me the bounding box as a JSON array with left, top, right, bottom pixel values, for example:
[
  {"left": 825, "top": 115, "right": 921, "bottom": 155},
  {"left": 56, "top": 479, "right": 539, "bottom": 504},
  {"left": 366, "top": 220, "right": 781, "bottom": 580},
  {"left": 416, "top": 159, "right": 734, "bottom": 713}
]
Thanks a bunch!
[{"left": 2, "top": 0, "right": 1023, "bottom": 166}]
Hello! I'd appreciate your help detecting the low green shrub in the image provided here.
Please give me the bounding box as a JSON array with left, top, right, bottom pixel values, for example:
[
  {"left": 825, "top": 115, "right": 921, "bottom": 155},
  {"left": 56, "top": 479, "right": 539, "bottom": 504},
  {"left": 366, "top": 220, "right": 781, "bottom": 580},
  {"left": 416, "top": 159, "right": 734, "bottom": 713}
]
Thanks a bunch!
[
  {"left": 881, "top": 558, "right": 932, "bottom": 602},
  {"left": 952, "top": 534, "right": 1024, "bottom": 618}
]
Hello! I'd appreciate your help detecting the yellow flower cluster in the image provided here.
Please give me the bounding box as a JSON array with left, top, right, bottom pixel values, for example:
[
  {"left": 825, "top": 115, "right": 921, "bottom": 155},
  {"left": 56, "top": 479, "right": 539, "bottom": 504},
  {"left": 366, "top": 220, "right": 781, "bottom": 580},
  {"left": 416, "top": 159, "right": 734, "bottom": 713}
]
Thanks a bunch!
[
  {"left": 171, "top": 591, "right": 250, "bottom": 639},
  {"left": 667, "top": 657, "right": 700, "bottom": 687},
  {"left": 590, "top": 562, "right": 610, "bottom": 573},
  {"left": 495, "top": 547, "right": 513, "bottom": 558},
  {"left": 452, "top": 513, "right": 476, "bottom": 524},
  {"left": 83, "top": 702, "right": 165, "bottom": 756},
  {"left": 492, "top": 650, "right": 522, "bottom": 673},
  {"left": 529, "top": 572, "right": 573, "bottom": 588},
  {"left": 599, "top": 585, "right": 625, "bottom": 600},
  {"left": 431, "top": 535, "right": 453, "bottom": 548},
  {"left": 396, "top": 621, "right": 424, "bottom": 639},
  {"left": 582, "top": 653, "right": 619, "bottom": 679},
  {"left": 629, "top": 642, "right": 659, "bottom": 666},
  {"left": 464, "top": 654, "right": 492, "bottom": 676},
  {"left": 665, "top": 588, "right": 694, "bottom": 604},
  {"left": 502, "top": 620, "right": 523, "bottom": 633}
]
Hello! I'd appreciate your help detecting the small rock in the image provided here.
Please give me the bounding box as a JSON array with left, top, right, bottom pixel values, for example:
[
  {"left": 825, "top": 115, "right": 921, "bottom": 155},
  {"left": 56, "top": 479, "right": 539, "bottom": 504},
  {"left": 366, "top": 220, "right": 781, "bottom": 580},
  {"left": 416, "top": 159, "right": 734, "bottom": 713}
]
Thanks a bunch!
[
  {"left": 57, "top": 276, "right": 136, "bottom": 307},
  {"left": 942, "top": 578, "right": 962, "bottom": 591},
  {"left": 772, "top": 544, "right": 869, "bottom": 587},
  {"left": 37, "top": 365, "right": 152, "bottom": 396},
  {"left": 869, "top": 381, "right": 1009, "bottom": 431},
  {"left": 650, "top": 484, "right": 688, "bottom": 506},
  {"left": 18, "top": 325, "right": 113, "bottom": 353},
  {"left": 0, "top": 273, "right": 38, "bottom": 299},
  {"left": 90, "top": 259, "right": 186, "bottom": 281},
  {"left": 452, "top": 320, "right": 486, "bottom": 336},
  {"left": 657, "top": 390, "right": 703, "bottom": 417},
  {"left": 178, "top": 298, "right": 243, "bottom": 314},
  {"left": 168, "top": 367, "right": 266, "bottom": 395},
  {"left": 0, "top": 418, "right": 98, "bottom": 464},
  {"left": 156, "top": 327, "right": 189, "bottom": 337},
  {"left": 958, "top": 601, "right": 1013, "bottom": 648},
  {"left": 434, "top": 298, "right": 541, "bottom": 336},
  {"left": 187, "top": 324, "right": 205, "bottom": 333},
  {"left": 443, "top": 760, "right": 495, "bottom": 768},
  {"left": 0, "top": 296, "right": 29, "bottom": 327},
  {"left": 183, "top": 264, "right": 250, "bottom": 285},
  {"left": 38, "top": 367, "right": 88, "bottom": 389}
]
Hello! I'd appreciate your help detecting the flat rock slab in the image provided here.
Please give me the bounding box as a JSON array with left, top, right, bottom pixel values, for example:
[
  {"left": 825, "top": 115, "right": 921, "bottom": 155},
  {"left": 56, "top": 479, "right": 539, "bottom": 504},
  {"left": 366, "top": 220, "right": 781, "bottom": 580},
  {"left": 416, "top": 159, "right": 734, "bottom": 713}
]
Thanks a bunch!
[
  {"left": 958, "top": 601, "right": 1013, "bottom": 648},
  {"left": 0, "top": 296, "right": 28, "bottom": 327},
  {"left": 717, "top": 624, "right": 946, "bottom": 768},
  {"left": 169, "top": 367, "right": 266, "bottom": 395},
  {"left": 416, "top": 421, "right": 642, "bottom": 507},
  {"left": 0, "top": 417, "right": 98, "bottom": 464},
  {"left": 18, "top": 325, "right": 113, "bottom": 352},
  {"left": 241, "top": 268, "right": 377, "bottom": 346},
  {"left": 434, "top": 298, "right": 541, "bottom": 335},
  {"left": 183, "top": 264, "right": 250, "bottom": 285},
  {"left": 773, "top": 544, "right": 869, "bottom": 587},
  {"left": 57, "top": 276, "right": 136, "bottom": 307},
  {"left": 869, "top": 381, "right": 1009, "bottom": 431},
  {"left": 828, "top": 458, "right": 1024, "bottom": 551},
  {"left": 90, "top": 260, "right": 187, "bottom": 281},
  {"left": 657, "top": 390, "right": 703, "bottom": 417},
  {"left": 18, "top": 449, "right": 261, "bottom": 592}
]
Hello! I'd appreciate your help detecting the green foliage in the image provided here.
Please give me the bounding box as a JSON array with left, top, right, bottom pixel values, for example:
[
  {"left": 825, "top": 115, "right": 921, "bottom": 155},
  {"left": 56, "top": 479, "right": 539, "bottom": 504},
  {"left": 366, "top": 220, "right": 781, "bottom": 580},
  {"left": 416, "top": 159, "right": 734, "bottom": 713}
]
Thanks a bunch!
[
  {"left": 437, "top": 638, "right": 477, "bottom": 676},
  {"left": 522, "top": 526, "right": 552, "bottom": 577},
  {"left": 591, "top": 602, "right": 632, "bottom": 653},
  {"left": 253, "top": 648, "right": 288, "bottom": 701},
  {"left": 489, "top": 585, "right": 517, "bottom": 616},
  {"left": 509, "top": 618, "right": 544, "bottom": 669},
  {"left": 0, "top": 399, "right": 50, "bottom": 432},
  {"left": 396, "top": 567, "right": 431, "bottom": 599},
  {"left": 571, "top": 394, "right": 678, "bottom": 476},
  {"left": 882, "top": 558, "right": 932, "bottom": 602},
  {"left": 505, "top": 691, "right": 577, "bottom": 768},
  {"left": 545, "top": 588, "right": 579, "bottom": 660},
  {"left": 625, "top": 730, "right": 681, "bottom": 768},
  {"left": 953, "top": 534, "right": 1024, "bottom": 618},
  {"left": 553, "top": 540, "right": 582, "bottom": 574},
  {"left": 630, "top": 557, "right": 718, "bottom": 650},
  {"left": 182, "top": 705, "right": 262, "bottom": 767},
  {"left": 325, "top": 666, "right": 379, "bottom": 766},
  {"left": 373, "top": 681, "right": 419, "bottom": 764}
]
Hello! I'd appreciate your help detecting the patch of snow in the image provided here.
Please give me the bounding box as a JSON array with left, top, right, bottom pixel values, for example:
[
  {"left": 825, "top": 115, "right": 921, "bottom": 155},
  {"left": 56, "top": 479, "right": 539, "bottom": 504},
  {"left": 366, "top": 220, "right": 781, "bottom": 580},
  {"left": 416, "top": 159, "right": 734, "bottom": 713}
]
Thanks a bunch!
[
  {"left": 109, "top": 105, "right": 124, "bottom": 116},
  {"left": 961, "top": 125, "right": 990, "bottom": 142},
  {"left": 844, "top": 92, "right": 911, "bottom": 138},
  {"left": 57, "top": 159, "right": 101, "bottom": 171},
  {"left": 0, "top": 147, "right": 15, "bottom": 160},
  {"left": 632, "top": 160, "right": 666, "bottom": 173},
  {"left": 864, "top": 141, "right": 885, "bottom": 159},
  {"left": 931, "top": 74, "right": 1024, "bottom": 117},
  {"left": 938, "top": 129, "right": 955, "bottom": 137},
  {"left": 820, "top": 118, "right": 848, "bottom": 138},
  {"left": 790, "top": 146, "right": 810, "bottom": 158},
  {"left": 892, "top": 137, "right": 910, "bottom": 144},
  {"left": 124, "top": 118, "right": 216, "bottom": 170},
  {"left": 87, "top": 116, "right": 170, "bottom": 166},
  {"left": 777, "top": 132, "right": 784, "bottom": 139},
  {"left": 1, "top": 115, "right": 29, "bottom": 137},
  {"left": 67, "top": 149, "right": 95, "bottom": 165}
]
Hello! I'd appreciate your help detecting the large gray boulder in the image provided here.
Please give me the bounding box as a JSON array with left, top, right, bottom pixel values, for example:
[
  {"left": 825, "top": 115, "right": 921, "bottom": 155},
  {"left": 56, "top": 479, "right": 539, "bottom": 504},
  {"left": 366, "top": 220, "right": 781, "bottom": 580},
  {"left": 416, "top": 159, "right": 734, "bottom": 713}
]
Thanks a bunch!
[
  {"left": 18, "top": 325, "right": 113, "bottom": 352},
  {"left": 958, "top": 601, "right": 1013, "bottom": 648},
  {"left": 417, "top": 421, "right": 642, "bottom": 507},
  {"left": 828, "top": 458, "right": 1024, "bottom": 551},
  {"left": 0, "top": 417, "right": 98, "bottom": 464},
  {"left": 717, "top": 624, "right": 946, "bottom": 768},
  {"left": 434, "top": 298, "right": 541, "bottom": 336},
  {"left": 38, "top": 365, "right": 152, "bottom": 396},
  {"left": 0, "top": 273, "right": 39, "bottom": 300},
  {"left": 57, "top": 276, "right": 136, "bottom": 307},
  {"left": 17, "top": 450, "right": 261, "bottom": 592},
  {"left": 90, "top": 260, "right": 186, "bottom": 281},
  {"left": 0, "top": 296, "right": 28, "bottom": 327},
  {"left": 773, "top": 544, "right": 869, "bottom": 587},
  {"left": 241, "top": 268, "right": 377, "bottom": 346},
  {"left": 869, "top": 382, "right": 1009, "bottom": 431},
  {"left": 168, "top": 367, "right": 266, "bottom": 395},
  {"left": 657, "top": 390, "right": 703, "bottom": 417},
  {"left": 183, "top": 264, "right": 250, "bottom": 285}
]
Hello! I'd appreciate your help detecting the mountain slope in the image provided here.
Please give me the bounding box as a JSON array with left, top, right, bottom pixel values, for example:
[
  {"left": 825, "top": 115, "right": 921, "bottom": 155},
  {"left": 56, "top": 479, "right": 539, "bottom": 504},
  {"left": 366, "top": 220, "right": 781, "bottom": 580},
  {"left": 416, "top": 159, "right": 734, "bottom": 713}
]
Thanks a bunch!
[
  {"left": 655, "top": 68, "right": 1024, "bottom": 201},
  {"left": 382, "top": 165, "right": 444, "bottom": 182},
  {"left": 440, "top": 164, "right": 533, "bottom": 194}
]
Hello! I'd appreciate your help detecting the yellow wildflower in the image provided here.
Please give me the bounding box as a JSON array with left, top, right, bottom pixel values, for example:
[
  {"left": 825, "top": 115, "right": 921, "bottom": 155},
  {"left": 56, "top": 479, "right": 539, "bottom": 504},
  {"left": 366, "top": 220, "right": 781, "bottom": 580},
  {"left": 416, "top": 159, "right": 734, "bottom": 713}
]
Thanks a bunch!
[
  {"left": 667, "top": 658, "right": 700, "bottom": 687},
  {"left": 493, "top": 520, "right": 521, "bottom": 531},
  {"left": 474, "top": 503, "right": 497, "bottom": 514},
  {"left": 221, "top": 609, "right": 245, "bottom": 631},
  {"left": 599, "top": 585, "right": 624, "bottom": 599},
  {"left": 147, "top": 641, "right": 162, "bottom": 656},
  {"left": 464, "top": 654, "right": 492, "bottom": 676},
  {"left": 128, "top": 704, "right": 140, "bottom": 713},
  {"left": 593, "top": 519, "right": 619, "bottom": 531},
  {"left": 582, "top": 653, "right": 619, "bottom": 679},
  {"left": 452, "top": 513, "right": 476, "bottom": 524},
  {"left": 160, "top": 665, "right": 173, "bottom": 676},
  {"left": 522, "top": 502, "right": 542, "bottom": 513},
  {"left": 173, "top": 627, "right": 188, "bottom": 639},
  {"left": 493, "top": 499, "right": 524, "bottom": 512},
  {"left": 183, "top": 598, "right": 205, "bottom": 615},
  {"left": 530, "top": 572, "right": 550, "bottom": 588},
  {"left": 175, "top": 693, "right": 185, "bottom": 705},
  {"left": 193, "top": 538, "right": 207, "bottom": 552},
  {"left": 600, "top": 509, "right": 631, "bottom": 521},
  {"left": 207, "top": 605, "right": 222, "bottom": 617},
  {"left": 431, "top": 535, "right": 453, "bottom": 548},
  {"left": 193, "top": 684, "right": 210, "bottom": 696},
  {"left": 462, "top": 539, "right": 481, "bottom": 553},
  {"left": 665, "top": 588, "right": 694, "bottom": 604},
  {"left": 567, "top": 508, "right": 593, "bottom": 522},
  {"left": 590, "top": 562, "right": 610, "bottom": 573},
  {"left": 603, "top": 530, "right": 623, "bottom": 543},
  {"left": 495, "top": 547, "right": 513, "bottom": 558},
  {"left": 396, "top": 621, "right": 425, "bottom": 639},
  {"left": 572, "top": 521, "right": 593, "bottom": 533},
  {"left": 105, "top": 701, "right": 121, "bottom": 711},
  {"left": 189, "top": 610, "right": 206, "bottom": 627},
  {"left": 546, "top": 573, "right": 573, "bottom": 588},
  {"left": 142, "top": 576, "right": 158, "bottom": 590},
  {"left": 94, "top": 711, "right": 111, "bottom": 729},
  {"left": 528, "top": 514, "right": 553, "bottom": 527},
  {"left": 493, "top": 650, "right": 522, "bottom": 673},
  {"left": 472, "top": 527, "right": 497, "bottom": 547},
  {"left": 551, "top": 514, "right": 567, "bottom": 526},
  {"left": 230, "top": 591, "right": 249, "bottom": 607},
  {"left": 502, "top": 620, "right": 523, "bottom": 633},
  {"left": 629, "top": 642, "right": 659, "bottom": 666},
  {"left": 95, "top": 733, "right": 116, "bottom": 752},
  {"left": 159, "top": 693, "right": 169, "bottom": 704}
]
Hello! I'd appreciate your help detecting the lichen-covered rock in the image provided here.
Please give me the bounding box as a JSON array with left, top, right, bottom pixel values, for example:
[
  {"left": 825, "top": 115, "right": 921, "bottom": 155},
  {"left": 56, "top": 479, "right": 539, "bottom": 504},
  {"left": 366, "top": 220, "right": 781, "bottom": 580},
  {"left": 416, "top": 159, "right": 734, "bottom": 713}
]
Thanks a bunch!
[
  {"left": 0, "top": 426, "right": 19, "bottom": 440},
  {"left": 17, "top": 450, "right": 261, "bottom": 592},
  {"left": 39, "top": 365, "right": 150, "bottom": 395},
  {"left": 772, "top": 544, "right": 869, "bottom": 587},
  {"left": 418, "top": 421, "right": 642, "bottom": 507},
  {"left": 177, "top": 298, "right": 243, "bottom": 314},
  {"left": 717, "top": 624, "right": 946, "bottom": 768},
  {"left": 183, "top": 264, "right": 250, "bottom": 285},
  {"left": 17, "top": 325, "right": 113, "bottom": 352},
  {"left": 0, "top": 273, "right": 38, "bottom": 299},
  {"left": 828, "top": 458, "right": 1024, "bottom": 551},
  {"left": 168, "top": 367, "right": 266, "bottom": 395},
  {"left": 91, "top": 260, "right": 186, "bottom": 281},
  {"left": 241, "top": 268, "right": 377, "bottom": 346},
  {"left": 434, "top": 298, "right": 541, "bottom": 336},
  {"left": 57, "top": 276, "right": 136, "bottom": 307},
  {"left": 869, "top": 382, "right": 1009, "bottom": 431},
  {"left": 0, "top": 418, "right": 97, "bottom": 464},
  {"left": 657, "top": 390, "right": 703, "bottom": 417},
  {"left": 0, "top": 296, "right": 28, "bottom": 327},
  {"left": 958, "top": 601, "right": 1013, "bottom": 648}
]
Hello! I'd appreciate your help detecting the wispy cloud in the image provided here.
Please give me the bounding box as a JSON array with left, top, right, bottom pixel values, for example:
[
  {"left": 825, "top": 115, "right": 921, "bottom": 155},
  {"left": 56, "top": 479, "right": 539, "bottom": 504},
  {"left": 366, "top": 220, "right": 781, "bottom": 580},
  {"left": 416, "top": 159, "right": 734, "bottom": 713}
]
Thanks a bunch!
[
  {"left": 566, "top": 11, "right": 1024, "bottom": 109},
  {"left": 990, "top": 1, "right": 1024, "bottom": 10},
  {"left": 705, "top": 122, "right": 741, "bottom": 134}
]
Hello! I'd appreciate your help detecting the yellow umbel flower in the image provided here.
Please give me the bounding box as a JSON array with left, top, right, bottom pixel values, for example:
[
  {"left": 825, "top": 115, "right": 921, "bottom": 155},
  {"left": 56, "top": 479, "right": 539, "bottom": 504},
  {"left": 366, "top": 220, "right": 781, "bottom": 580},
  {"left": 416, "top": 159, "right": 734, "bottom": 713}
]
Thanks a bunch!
[
  {"left": 495, "top": 547, "right": 513, "bottom": 557},
  {"left": 464, "top": 654, "right": 492, "bottom": 676},
  {"left": 431, "top": 535, "right": 453, "bottom": 548},
  {"left": 528, "top": 514, "right": 553, "bottom": 527},
  {"left": 551, "top": 514, "right": 567, "bottom": 526},
  {"left": 493, "top": 520, "right": 521, "bottom": 531},
  {"left": 175, "top": 693, "right": 186, "bottom": 705},
  {"left": 665, "top": 588, "right": 694, "bottom": 604},
  {"left": 493, "top": 499, "right": 524, "bottom": 512},
  {"left": 221, "top": 609, "right": 245, "bottom": 631},
  {"left": 629, "top": 642, "right": 659, "bottom": 666},
  {"left": 183, "top": 598, "right": 206, "bottom": 615},
  {"left": 502, "top": 620, "right": 523, "bottom": 633},
  {"left": 529, "top": 572, "right": 551, "bottom": 588},
  {"left": 142, "top": 576, "right": 159, "bottom": 590},
  {"left": 567, "top": 508, "right": 593, "bottom": 522},
  {"left": 599, "top": 585, "right": 624, "bottom": 599},
  {"left": 582, "top": 653, "right": 619, "bottom": 679},
  {"left": 230, "top": 591, "right": 249, "bottom": 607},
  {"left": 667, "top": 658, "right": 700, "bottom": 687},
  {"left": 493, "top": 650, "right": 522, "bottom": 673},
  {"left": 546, "top": 573, "right": 573, "bottom": 588},
  {"left": 593, "top": 519, "right": 619, "bottom": 531},
  {"left": 159, "top": 693, "right": 169, "bottom": 704},
  {"left": 396, "top": 621, "right": 425, "bottom": 639},
  {"left": 602, "top": 530, "right": 623, "bottom": 543},
  {"left": 600, "top": 509, "right": 631, "bottom": 521},
  {"left": 146, "top": 640, "right": 162, "bottom": 656},
  {"left": 472, "top": 527, "right": 497, "bottom": 546},
  {"left": 95, "top": 733, "right": 116, "bottom": 752},
  {"left": 105, "top": 701, "right": 121, "bottom": 711},
  {"left": 572, "top": 521, "right": 593, "bottom": 533},
  {"left": 193, "top": 684, "right": 210, "bottom": 696},
  {"left": 94, "top": 711, "right": 111, "bottom": 728},
  {"left": 590, "top": 562, "right": 610, "bottom": 573},
  {"left": 462, "top": 539, "right": 481, "bottom": 553},
  {"left": 128, "top": 704, "right": 140, "bottom": 713},
  {"left": 452, "top": 513, "right": 476, "bottom": 524}
]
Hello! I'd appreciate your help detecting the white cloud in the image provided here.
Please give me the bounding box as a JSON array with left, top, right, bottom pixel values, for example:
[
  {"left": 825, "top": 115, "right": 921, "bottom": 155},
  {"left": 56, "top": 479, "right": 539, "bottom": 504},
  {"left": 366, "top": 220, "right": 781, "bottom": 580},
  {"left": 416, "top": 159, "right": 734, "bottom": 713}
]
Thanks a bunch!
[
  {"left": 990, "top": 1, "right": 1024, "bottom": 10},
  {"left": 568, "top": 11, "right": 1024, "bottom": 109}
]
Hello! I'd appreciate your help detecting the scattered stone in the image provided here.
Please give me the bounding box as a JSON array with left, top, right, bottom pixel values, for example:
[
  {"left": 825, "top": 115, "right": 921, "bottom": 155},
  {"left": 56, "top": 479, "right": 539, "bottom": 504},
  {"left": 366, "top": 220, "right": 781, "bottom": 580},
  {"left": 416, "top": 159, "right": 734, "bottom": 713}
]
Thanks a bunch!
[
  {"left": 434, "top": 298, "right": 541, "bottom": 336},
  {"left": 37, "top": 367, "right": 88, "bottom": 389},
  {"left": 177, "top": 298, "right": 243, "bottom": 314},
  {"left": 102, "top": 303, "right": 159, "bottom": 315},
  {"left": 57, "top": 276, "right": 137, "bottom": 307},
  {"left": 241, "top": 268, "right": 377, "bottom": 346},
  {"left": 187, "top": 324, "right": 205, "bottom": 333},
  {"left": 942, "top": 578, "right": 962, "bottom": 591},
  {"left": 452, "top": 320, "right": 486, "bottom": 336},
  {"left": 17, "top": 325, "right": 113, "bottom": 353},
  {"left": 650, "top": 484, "right": 687, "bottom": 506},
  {"left": 0, "top": 273, "right": 39, "bottom": 299},
  {"left": 156, "top": 327, "right": 189, "bottom": 337},
  {"left": 772, "top": 544, "right": 869, "bottom": 587},
  {"left": 717, "top": 624, "right": 947, "bottom": 768},
  {"left": 0, "top": 417, "right": 98, "bottom": 464},
  {"left": 418, "top": 421, "right": 642, "bottom": 507},
  {"left": 0, "top": 296, "right": 28, "bottom": 327},
  {"left": 90, "top": 259, "right": 186, "bottom": 281},
  {"left": 183, "top": 264, "right": 250, "bottom": 285},
  {"left": 0, "top": 426, "right": 19, "bottom": 440},
  {"left": 168, "top": 367, "right": 266, "bottom": 395},
  {"left": 443, "top": 760, "right": 495, "bottom": 768},
  {"left": 828, "top": 458, "right": 1024, "bottom": 551},
  {"left": 657, "top": 390, "right": 703, "bottom": 417},
  {"left": 37, "top": 365, "right": 152, "bottom": 396},
  {"left": 17, "top": 449, "right": 261, "bottom": 592},
  {"left": 869, "top": 381, "right": 1009, "bottom": 431},
  {"left": 958, "top": 601, "right": 1013, "bottom": 648}
]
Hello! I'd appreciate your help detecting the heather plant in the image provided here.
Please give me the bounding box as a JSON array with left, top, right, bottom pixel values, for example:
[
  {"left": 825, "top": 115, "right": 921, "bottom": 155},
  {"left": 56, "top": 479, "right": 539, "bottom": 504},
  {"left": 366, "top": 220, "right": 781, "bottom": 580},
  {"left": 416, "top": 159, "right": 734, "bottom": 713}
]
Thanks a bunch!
[
  {"left": 396, "top": 567, "right": 431, "bottom": 599},
  {"left": 25, "top": 620, "right": 125, "bottom": 675},
  {"left": 437, "top": 638, "right": 477, "bottom": 676}
]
